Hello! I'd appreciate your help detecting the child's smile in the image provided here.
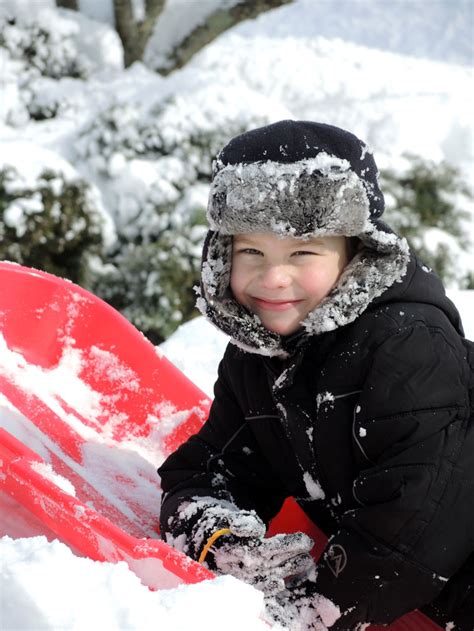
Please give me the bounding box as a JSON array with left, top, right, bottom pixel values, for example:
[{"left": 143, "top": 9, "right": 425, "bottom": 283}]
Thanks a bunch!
[
  {"left": 252, "top": 297, "right": 304, "bottom": 311},
  {"left": 230, "top": 232, "right": 349, "bottom": 336}
]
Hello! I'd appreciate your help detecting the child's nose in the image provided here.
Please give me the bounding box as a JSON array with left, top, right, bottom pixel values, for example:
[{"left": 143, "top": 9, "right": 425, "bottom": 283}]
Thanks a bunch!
[{"left": 261, "top": 265, "right": 292, "bottom": 288}]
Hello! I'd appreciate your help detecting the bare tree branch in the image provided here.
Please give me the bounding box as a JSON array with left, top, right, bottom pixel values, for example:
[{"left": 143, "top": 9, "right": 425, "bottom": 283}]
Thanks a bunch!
[
  {"left": 114, "top": 0, "right": 166, "bottom": 67},
  {"left": 55, "top": 0, "right": 291, "bottom": 72},
  {"left": 56, "top": 0, "right": 79, "bottom": 10},
  {"left": 155, "top": 0, "right": 292, "bottom": 75}
]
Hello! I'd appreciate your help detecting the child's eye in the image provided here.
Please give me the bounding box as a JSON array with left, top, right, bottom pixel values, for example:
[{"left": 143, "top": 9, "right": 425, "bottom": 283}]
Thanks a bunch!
[
  {"left": 238, "top": 248, "right": 263, "bottom": 255},
  {"left": 292, "top": 250, "right": 318, "bottom": 256}
]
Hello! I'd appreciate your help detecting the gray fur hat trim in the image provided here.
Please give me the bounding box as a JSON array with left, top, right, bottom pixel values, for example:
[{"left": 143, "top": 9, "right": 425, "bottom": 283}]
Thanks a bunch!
[{"left": 207, "top": 155, "right": 371, "bottom": 238}]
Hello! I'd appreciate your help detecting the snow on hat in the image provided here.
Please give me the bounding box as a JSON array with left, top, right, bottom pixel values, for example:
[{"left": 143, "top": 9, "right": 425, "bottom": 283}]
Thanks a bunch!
[
  {"left": 198, "top": 120, "right": 409, "bottom": 357},
  {"left": 207, "top": 120, "right": 384, "bottom": 238}
]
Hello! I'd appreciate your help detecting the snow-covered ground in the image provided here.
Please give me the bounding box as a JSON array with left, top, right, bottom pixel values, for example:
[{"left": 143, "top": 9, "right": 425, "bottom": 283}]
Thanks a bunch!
[
  {"left": 1, "top": 1, "right": 473, "bottom": 629},
  {"left": 1, "top": 535, "right": 268, "bottom": 631}
]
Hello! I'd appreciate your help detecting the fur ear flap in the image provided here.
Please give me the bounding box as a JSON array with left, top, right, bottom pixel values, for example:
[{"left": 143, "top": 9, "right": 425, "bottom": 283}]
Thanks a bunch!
[
  {"left": 301, "top": 230, "right": 410, "bottom": 335},
  {"left": 197, "top": 225, "right": 410, "bottom": 357}
]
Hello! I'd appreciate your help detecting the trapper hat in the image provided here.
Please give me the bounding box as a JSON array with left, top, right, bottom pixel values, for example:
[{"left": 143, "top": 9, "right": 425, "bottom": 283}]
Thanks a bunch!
[
  {"left": 198, "top": 120, "right": 409, "bottom": 357},
  {"left": 207, "top": 120, "right": 384, "bottom": 239}
]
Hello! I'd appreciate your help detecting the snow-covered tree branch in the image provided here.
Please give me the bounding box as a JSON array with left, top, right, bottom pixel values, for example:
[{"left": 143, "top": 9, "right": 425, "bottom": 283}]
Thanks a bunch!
[
  {"left": 56, "top": 0, "right": 78, "bottom": 10},
  {"left": 113, "top": 0, "right": 166, "bottom": 67},
  {"left": 54, "top": 0, "right": 292, "bottom": 70},
  {"left": 155, "top": 0, "right": 292, "bottom": 75}
]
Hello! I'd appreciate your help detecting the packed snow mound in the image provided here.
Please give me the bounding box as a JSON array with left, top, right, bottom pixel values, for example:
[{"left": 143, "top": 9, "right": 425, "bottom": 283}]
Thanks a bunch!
[
  {"left": 161, "top": 316, "right": 229, "bottom": 396},
  {"left": 0, "top": 536, "right": 270, "bottom": 631},
  {"left": 446, "top": 290, "right": 474, "bottom": 341}
]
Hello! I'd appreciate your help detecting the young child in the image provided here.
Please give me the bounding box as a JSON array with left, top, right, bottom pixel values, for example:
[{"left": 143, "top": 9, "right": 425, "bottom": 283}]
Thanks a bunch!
[{"left": 158, "top": 120, "right": 474, "bottom": 630}]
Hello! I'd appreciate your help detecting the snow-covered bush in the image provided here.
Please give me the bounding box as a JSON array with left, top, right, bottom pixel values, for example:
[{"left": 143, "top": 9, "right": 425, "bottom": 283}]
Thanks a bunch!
[
  {"left": 381, "top": 156, "right": 473, "bottom": 288},
  {"left": 0, "top": 15, "right": 83, "bottom": 122},
  {"left": 76, "top": 88, "right": 280, "bottom": 178},
  {"left": 76, "top": 90, "right": 261, "bottom": 234},
  {"left": 0, "top": 9, "right": 123, "bottom": 123},
  {"left": 91, "top": 223, "right": 206, "bottom": 344},
  {"left": 78, "top": 87, "right": 287, "bottom": 341},
  {"left": 0, "top": 15, "right": 88, "bottom": 79},
  {"left": 0, "top": 164, "right": 109, "bottom": 285}
]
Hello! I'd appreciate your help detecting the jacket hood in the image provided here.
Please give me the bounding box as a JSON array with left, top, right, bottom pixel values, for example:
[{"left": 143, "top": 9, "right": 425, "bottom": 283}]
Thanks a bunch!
[
  {"left": 195, "top": 120, "right": 457, "bottom": 356},
  {"left": 196, "top": 222, "right": 411, "bottom": 357}
]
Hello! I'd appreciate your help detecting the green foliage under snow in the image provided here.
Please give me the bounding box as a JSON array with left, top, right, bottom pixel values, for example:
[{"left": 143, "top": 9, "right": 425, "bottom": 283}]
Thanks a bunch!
[
  {"left": 90, "top": 225, "right": 206, "bottom": 344},
  {"left": 0, "top": 166, "right": 106, "bottom": 285},
  {"left": 381, "top": 156, "right": 473, "bottom": 288}
]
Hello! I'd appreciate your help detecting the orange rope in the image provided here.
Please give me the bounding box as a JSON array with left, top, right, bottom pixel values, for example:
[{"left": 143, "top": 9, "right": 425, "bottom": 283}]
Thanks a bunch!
[{"left": 198, "top": 528, "right": 232, "bottom": 564}]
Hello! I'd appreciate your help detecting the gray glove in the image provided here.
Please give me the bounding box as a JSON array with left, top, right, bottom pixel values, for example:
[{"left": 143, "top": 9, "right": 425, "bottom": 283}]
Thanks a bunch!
[
  {"left": 213, "top": 529, "right": 315, "bottom": 595},
  {"left": 183, "top": 498, "right": 315, "bottom": 595},
  {"left": 264, "top": 577, "right": 342, "bottom": 630}
]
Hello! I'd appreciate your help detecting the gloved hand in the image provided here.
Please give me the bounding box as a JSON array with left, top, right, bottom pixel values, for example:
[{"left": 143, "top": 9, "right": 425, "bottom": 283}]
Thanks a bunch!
[
  {"left": 185, "top": 498, "right": 315, "bottom": 595},
  {"left": 264, "top": 578, "right": 341, "bottom": 631},
  {"left": 213, "top": 529, "right": 316, "bottom": 595}
]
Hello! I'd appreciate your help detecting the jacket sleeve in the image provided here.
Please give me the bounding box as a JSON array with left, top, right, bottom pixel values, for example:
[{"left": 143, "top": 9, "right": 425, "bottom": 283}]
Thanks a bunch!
[
  {"left": 315, "top": 323, "right": 474, "bottom": 629},
  {"left": 158, "top": 345, "right": 287, "bottom": 554}
]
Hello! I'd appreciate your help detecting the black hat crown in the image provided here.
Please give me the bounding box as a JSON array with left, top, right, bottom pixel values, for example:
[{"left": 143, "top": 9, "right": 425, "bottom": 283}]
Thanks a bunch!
[{"left": 214, "top": 120, "right": 384, "bottom": 218}]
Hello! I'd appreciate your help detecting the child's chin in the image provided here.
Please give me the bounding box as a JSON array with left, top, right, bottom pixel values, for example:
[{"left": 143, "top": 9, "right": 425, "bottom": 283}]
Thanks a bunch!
[{"left": 264, "top": 321, "right": 300, "bottom": 336}]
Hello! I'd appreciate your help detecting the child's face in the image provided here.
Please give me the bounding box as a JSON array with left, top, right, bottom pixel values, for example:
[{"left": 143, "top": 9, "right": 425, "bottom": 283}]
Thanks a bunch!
[{"left": 230, "top": 232, "right": 349, "bottom": 336}]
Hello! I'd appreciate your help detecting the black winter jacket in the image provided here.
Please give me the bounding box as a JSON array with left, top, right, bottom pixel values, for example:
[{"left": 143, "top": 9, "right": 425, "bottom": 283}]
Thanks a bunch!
[{"left": 159, "top": 254, "right": 474, "bottom": 629}]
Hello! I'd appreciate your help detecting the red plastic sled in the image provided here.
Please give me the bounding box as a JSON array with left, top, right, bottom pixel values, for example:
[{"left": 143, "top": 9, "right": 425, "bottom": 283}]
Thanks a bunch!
[{"left": 0, "top": 262, "right": 440, "bottom": 629}]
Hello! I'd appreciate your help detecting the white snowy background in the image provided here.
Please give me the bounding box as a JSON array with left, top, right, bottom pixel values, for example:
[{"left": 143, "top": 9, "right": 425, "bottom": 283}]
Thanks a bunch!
[{"left": 1, "top": 0, "right": 473, "bottom": 629}]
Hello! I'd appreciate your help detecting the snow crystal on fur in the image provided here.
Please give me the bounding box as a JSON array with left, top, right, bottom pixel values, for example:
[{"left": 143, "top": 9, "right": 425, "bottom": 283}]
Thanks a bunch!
[
  {"left": 301, "top": 225, "right": 409, "bottom": 336},
  {"left": 208, "top": 155, "right": 371, "bottom": 238},
  {"left": 198, "top": 151, "right": 410, "bottom": 356},
  {"left": 198, "top": 221, "right": 409, "bottom": 357}
]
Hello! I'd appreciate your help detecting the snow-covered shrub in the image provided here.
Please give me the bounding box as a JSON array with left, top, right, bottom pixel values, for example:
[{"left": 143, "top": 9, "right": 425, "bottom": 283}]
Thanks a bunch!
[
  {"left": 76, "top": 90, "right": 275, "bottom": 178},
  {"left": 91, "top": 223, "right": 207, "bottom": 344},
  {"left": 0, "top": 16, "right": 87, "bottom": 80},
  {"left": 79, "top": 86, "right": 287, "bottom": 340},
  {"left": 0, "top": 14, "right": 85, "bottom": 123},
  {"left": 381, "top": 156, "right": 473, "bottom": 288},
  {"left": 0, "top": 9, "right": 123, "bottom": 123},
  {"left": 0, "top": 165, "right": 108, "bottom": 285}
]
